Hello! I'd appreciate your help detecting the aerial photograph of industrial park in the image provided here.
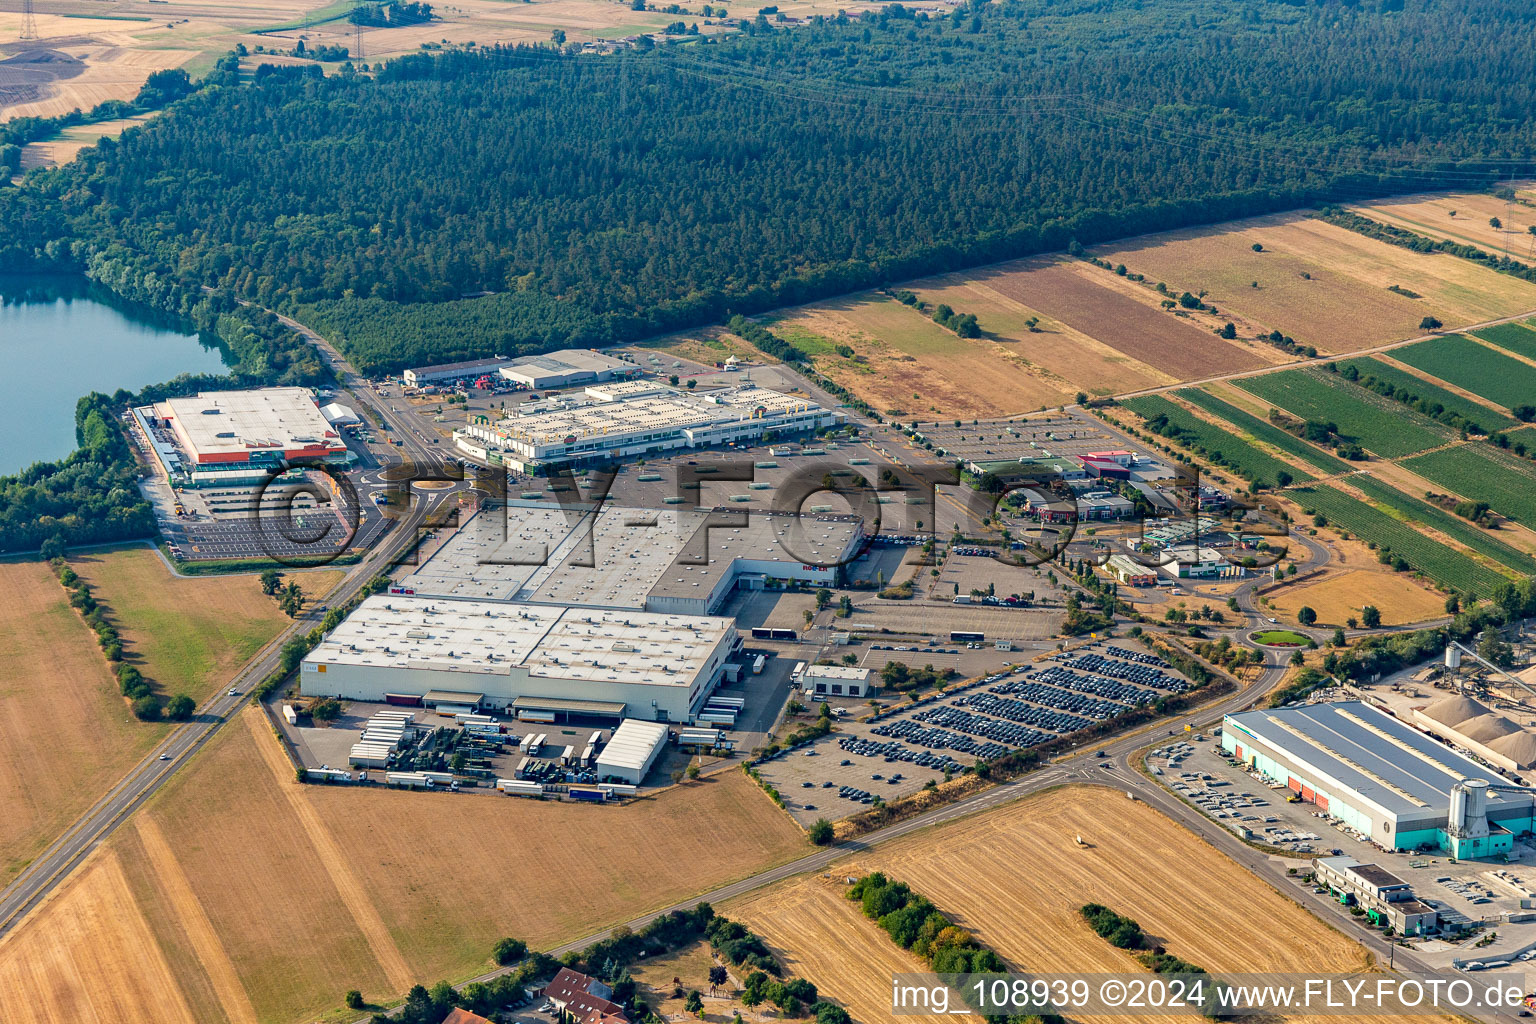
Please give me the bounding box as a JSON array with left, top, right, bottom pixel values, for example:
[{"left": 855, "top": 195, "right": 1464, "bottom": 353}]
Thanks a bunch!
[{"left": 6, "top": 0, "right": 1536, "bottom": 1022}]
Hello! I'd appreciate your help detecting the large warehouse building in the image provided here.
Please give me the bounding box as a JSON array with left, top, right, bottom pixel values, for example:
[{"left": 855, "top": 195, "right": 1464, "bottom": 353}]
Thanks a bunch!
[
  {"left": 1223, "top": 701, "right": 1536, "bottom": 859},
  {"left": 136, "top": 387, "right": 350, "bottom": 486},
  {"left": 498, "top": 349, "right": 640, "bottom": 389},
  {"left": 398, "top": 501, "right": 864, "bottom": 615},
  {"left": 300, "top": 595, "right": 739, "bottom": 723},
  {"left": 453, "top": 384, "right": 843, "bottom": 472}
]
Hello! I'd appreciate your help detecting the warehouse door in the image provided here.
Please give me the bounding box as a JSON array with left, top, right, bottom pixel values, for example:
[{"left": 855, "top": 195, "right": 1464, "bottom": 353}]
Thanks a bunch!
[
  {"left": 1316, "top": 793, "right": 1329, "bottom": 813},
  {"left": 1301, "top": 785, "right": 1316, "bottom": 802},
  {"left": 1287, "top": 777, "right": 1301, "bottom": 793},
  {"left": 1234, "top": 744, "right": 1245, "bottom": 761}
]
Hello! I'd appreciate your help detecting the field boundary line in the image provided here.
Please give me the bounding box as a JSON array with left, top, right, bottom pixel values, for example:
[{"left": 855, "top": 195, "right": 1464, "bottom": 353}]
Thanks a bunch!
[
  {"left": 240, "top": 709, "right": 417, "bottom": 993},
  {"left": 134, "top": 817, "right": 260, "bottom": 1024}
]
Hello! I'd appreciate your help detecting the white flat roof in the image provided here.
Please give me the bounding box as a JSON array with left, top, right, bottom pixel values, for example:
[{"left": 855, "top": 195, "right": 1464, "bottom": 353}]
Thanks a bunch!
[
  {"left": 158, "top": 388, "right": 343, "bottom": 460},
  {"left": 306, "top": 595, "right": 732, "bottom": 687},
  {"left": 802, "top": 665, "right": 872, "bottom": 681},
  {"left": 594, "top": 718, "right": 670, "bottom": 772},
  {"left": 403, "top": 504, "right": 863, "bottom": 609}
]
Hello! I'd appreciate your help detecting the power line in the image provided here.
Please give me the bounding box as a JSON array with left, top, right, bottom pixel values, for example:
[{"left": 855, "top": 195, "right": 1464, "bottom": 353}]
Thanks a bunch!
[{"left": 20, "top": 0, "right": 37, "bottom": 41}]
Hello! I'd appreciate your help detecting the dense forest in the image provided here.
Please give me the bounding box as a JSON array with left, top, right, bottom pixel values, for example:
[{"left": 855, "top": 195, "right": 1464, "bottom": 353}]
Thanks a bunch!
[{"left": 4, "top": 0, "right": 1536, "bottom": 374}]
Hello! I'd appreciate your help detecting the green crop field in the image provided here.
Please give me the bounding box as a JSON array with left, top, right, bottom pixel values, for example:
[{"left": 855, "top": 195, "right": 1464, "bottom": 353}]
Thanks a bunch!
[
  {"left": 1472, "top": 321, "right": 1536, "bottom": 361},
  {"left": 1177, "top": 388, "right": 1352, "bottom": 475},
  {"left": 1349, "top": 475, "right": 1536, "bottom": 576},
  {"left": 1235, "top": 369, "right": 1451, "bottom": 458},
  {"left": 1289, "top": 485, "right": 1510, "bottom": 597},
  {"left": 1332, "top": 357, "right": 1514, "bottom": 432},
  {"left": 1391, "top": 335, "right": 1536, "bottom": 412},
  {"left": 1121, "top": 395, "right": 1311, "bottom": 488},
  {"left": 1402, "top": 444, "right": 1536, "bottom": 533}
]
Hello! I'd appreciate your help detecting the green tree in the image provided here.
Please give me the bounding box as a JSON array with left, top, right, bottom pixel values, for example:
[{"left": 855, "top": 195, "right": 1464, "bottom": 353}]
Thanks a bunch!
[
  {"left": 165, "top": 694, "right": 196, "bottom": 720},
  {"left": 1360, "top": 605, "right": 1381, "bottom": 629},
  {"left": 1297, "top": 605, "right": 1317, "bottom": 626},
  {"left": 260, "top": 568, "right": 283, "bottom": 595},
  {"left": 808, "top": 818, "right": 834, "bottom": 845},
  {"left": 492, "top": 936, "right": 527, "bottom": 965},
  {"left": 344, "top": 990, "right": 363, "bottom": 1010},
  {"left": 132, "top": 694, "right": 162, "bottom": 721},
  {"left": 685, "top": 990, "right": 704, "bottom": 1014},
  {"left": 311, "top": 696, "right": 343, "bottom": 722}
]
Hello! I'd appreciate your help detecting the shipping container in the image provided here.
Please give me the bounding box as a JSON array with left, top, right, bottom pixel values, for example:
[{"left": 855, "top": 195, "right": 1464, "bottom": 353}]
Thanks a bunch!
[
  {"left": 497, "top": 779, "right": 544, "bottom": 798},
  {"left": 515, "top": 756, "right": 531, "bottom": 779},
  {"left": 281, "top": 704, "right": 298, "bottom": 725},
  {"left": 559, "top": 744, "right": 576, "bottom": 765},
  {"left": 580, "top": 744, "right": 595, "bottom": 767},
  {"left": 599, "top": 783, "right": 638, "bottom": 798},
  {"left": 707, "top": 695, "right": 746, "bottom": 709},
  {"left": 434, "top": 704, "right": 475, "bottom": 717},
  {"left": 587, "top": 731, "right": 603, "bottom": 750},
  {"left": 697, "top": 713, "right": 736, "bottom": 728},
  {"left": 517, "top": 709, "right": 557, "bottom": 723},
  {"left": 752, "top": 655, "right": 766, "bottom": 675},
  {"left": 567, "top": 787, "right": 607, "bottom": 802},
  {"left": 518, "top": 734, "right": 534, "bottom": 754}
]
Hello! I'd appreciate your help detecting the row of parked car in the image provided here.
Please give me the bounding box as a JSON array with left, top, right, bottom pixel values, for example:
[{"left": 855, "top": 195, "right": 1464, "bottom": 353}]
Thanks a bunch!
[
  {"left": 836, "top": 734, "right": 965, "bottom": 773},
  {"left": 982, "top": 680, "right": 1127, "bottom": 722},
  {"left": 1065, "top": 652, "right": 1190, "bottom": 692},
  {"left": 1031, "top": 666, "right": 1158, "bottom": 708},
  {"left": 870, "top": 716, "right": 1012, "bottom": 761}
]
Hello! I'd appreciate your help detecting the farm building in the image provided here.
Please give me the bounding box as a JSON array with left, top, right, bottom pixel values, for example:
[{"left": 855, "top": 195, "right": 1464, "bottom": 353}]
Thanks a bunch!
[
  {"left": 403, "top": 357, "right": 514, "bottom": 387},
  {"left": 136, "top": 387, "right": 350, "bottom": 487},
  {"left": 592, "top": 719, "right": 670, "bottom": 784},
  {"left": 300, "top": 596, "right": 739, "bottom": 723},
  {"left": 452, "top": 384, "right": 843, "bottom": 473},
  {"left": 1223, "top": 701, "right": 1536, "bottom": 859},
  {"left": 1411, "top": 694, "right": 1536, "bottom": 773},
  {"left": 497, "top": 349, "right": 641, "bottom": 389},
  {"left": 398, "top": 502, "right": 863, "bottom": 616},
  {"left": 802, "top": 665, "right": 875, "bottom": 698}
]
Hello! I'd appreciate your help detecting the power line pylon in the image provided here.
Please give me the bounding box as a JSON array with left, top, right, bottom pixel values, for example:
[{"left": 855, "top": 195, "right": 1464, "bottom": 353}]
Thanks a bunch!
[{"left": 20, "top": 0, "right": 38, "bottom": 41}]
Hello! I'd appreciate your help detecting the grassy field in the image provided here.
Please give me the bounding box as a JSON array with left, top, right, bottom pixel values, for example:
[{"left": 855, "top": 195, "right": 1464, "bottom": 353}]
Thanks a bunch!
[
  {"left": 1349, "top": 475, "right": 1536, "bottom": 576},
  {"left": 0, "top": 559, "right": 171, "bottom": 885},
  {"left": 630, "top": 329, "right": 778, "bottom": 369},
  {"left": 0, "top": 706, "right": 809, "bottom": 1024},
  {"left": 1331, "top": 355, "right": 1516, "bottom": 431},
  {"left": 1120, "top": 395, "right": 1312, "bottom": 487},
  {"left": 1235, "top": 369, "right": 1452, "bottom": 458},
  {"left": 1267, "top": 569, "right": 1449, "bottom": 627},
  {"left": 1402, "top": 444, "right": 1536, "bottom": 534},
  {"left": 1287, "top": 484, "right": 1510, "bottom": 597},
  {"left": 767, "top": 293, "right": 1070, "bottom": 418},
  {"left": 1389, "top": 335, "right": 1536, "bottom": 412},
  {"left": 1092, "top": 212, "right": 1536, "bottom": 352},
  {"left": 1350, "top": 192, "right": 1536, "bottom": 256},
  {"left": 1176, "top": 387, "right": 1353, "bottom": 474},
  {"left": 1473, "top": 319, "right": 1536, "bottom": 360},
  {"left": 972, "top": 256, "right": 1267, "bottom": 379},
  {"left": 732, "top": 786, "right": 1418, "bottom": 1024},
  {"left": 67, "top": 546, "right": 341, "bottom": 704}
]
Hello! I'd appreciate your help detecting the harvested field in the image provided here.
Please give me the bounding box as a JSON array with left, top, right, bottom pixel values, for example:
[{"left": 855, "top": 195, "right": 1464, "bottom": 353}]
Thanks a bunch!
[
  {"left": 0, "top": 849, "right": 198, "bottom": 1024},
  {"left": 0, "top": 558, "right": 169, "bottom": 884},
  {"left": 972, "top": 257, "right": 1265, "bottom": 379},
  {"left": 1351, "top": 191, "right": 1536, "bottom": 256},
  {"left": 75, "top": 705, "right": 807, "bottom": 1022},
  {"left": 0, "top": 32, "right": 191, "bottom": 121},
  {"left": 733, "top": 786, "right": 1418, "bottom": 1024},
  {"left": 66, "top": 546, "right": 341, "bottom": 703},
  {"left": 768, "top": 294, "right": 1068, "bottom": 418},
  {"left": 631, "top": 328, "right": 777, "bottom": 368},
  {"left": 1267, "top": 569, "right": 1447, "bottom": 627},
  {"left": 897, "top": 273, "right": 1176, "bottom": 395},
  {"left": 1095, "top": 213, "right": 1536, "bottom": 351},
  {"left": 18, "top": 114, "right": 149, "bottom": 172}
]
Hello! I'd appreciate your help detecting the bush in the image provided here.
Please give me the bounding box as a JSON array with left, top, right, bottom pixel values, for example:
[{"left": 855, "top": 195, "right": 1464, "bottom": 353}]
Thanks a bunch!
[
  {"left": 131, "top": 694, "right": 163, "bottom": 721},
  {"left": 808, "top": 818, "right": 834, "bottom": 845},
  {"left": 165, "top": 694, "right": 196, "bottom": 720},
  {"left": 492, "top": 936, "right": 528, "bottom": 965},
  {"left": 345, "top": 990, "right": 364, "bottom": 1010}
]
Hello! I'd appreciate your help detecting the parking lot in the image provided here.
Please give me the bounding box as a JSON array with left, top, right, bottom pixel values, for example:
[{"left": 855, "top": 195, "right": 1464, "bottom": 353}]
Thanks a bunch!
[{"left": 755, "top": 641, "right": 1197, "bottom": 824}]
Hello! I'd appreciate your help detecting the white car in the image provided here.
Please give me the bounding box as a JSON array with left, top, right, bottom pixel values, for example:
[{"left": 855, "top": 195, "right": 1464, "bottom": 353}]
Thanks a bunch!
[{"left": 227, "top": 688, "right": 239, "bottom": 696}]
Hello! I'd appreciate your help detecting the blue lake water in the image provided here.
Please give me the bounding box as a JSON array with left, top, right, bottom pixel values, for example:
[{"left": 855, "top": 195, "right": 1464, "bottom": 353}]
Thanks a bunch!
[{"left": 0, "top": 275, "right": 232, "bottom": 476}]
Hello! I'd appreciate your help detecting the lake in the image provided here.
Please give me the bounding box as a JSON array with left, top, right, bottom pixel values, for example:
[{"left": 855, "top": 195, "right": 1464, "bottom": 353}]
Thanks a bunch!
[{"left": 0, "top": 275, "right": 232, "bottom": 476}]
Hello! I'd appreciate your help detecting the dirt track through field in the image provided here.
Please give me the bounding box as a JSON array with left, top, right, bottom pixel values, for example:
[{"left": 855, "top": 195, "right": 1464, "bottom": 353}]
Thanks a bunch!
[
  {"left": 242, "top": 708, "right": 416, "bottom": 994},
  {"left": 133, "top": 817, "right": 259, "bottom": 1024},
  {"left": 0, "top": 850, "right": 197, "bottom": 1024}
]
